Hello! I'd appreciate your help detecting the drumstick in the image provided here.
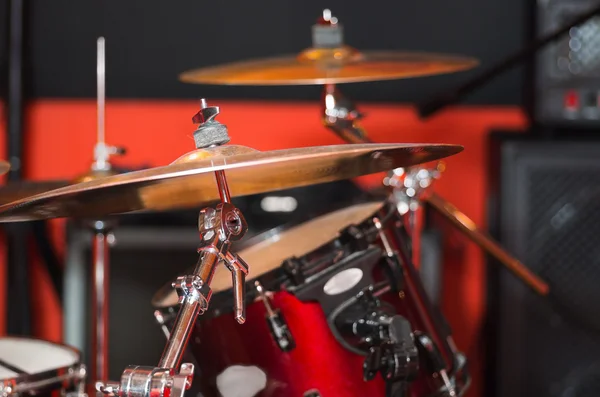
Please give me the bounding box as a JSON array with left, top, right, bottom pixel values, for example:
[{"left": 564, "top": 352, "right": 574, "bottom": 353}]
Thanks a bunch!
[{"left": 425, "top": 192, "right": 549, "bottom": 296}]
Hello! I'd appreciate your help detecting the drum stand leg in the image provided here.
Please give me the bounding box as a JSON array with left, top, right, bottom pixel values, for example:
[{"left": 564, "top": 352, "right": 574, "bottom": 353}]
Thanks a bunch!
[
  {"left": 319, "top": 84, "right": 550, "bottom": 297},
  {"left": 96, "top": 100, "right": 252, "bottom": 397},
  {"left": 90, "top": 221, "right": 112, "bottom": 385}
]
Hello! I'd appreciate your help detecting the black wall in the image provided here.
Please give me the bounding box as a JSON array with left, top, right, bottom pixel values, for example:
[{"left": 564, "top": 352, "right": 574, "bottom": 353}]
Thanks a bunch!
[{"left": 1, "top": 0, "right": 525, "bottom": 104}]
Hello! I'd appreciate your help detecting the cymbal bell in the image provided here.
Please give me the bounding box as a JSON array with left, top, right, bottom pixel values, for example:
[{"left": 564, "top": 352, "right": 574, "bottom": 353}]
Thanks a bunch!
[
  {"left": 179, "top": 48, "right": 478, "bottom": 86},
  {"left": 0, "top": 143, "right": 462, "bottom": 222}
]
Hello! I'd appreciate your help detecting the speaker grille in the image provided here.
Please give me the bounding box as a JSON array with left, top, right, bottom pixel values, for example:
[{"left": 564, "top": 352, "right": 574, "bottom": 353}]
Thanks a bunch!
[{"left": 491, "top": 139, "right": 600, "bottom": 397}]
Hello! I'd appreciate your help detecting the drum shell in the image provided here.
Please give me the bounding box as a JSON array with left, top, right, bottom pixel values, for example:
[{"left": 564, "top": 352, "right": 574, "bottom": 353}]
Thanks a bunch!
[
  {"left": 183, "top": 290, "right": 386, "bottom": 397},
  {"left": 159, "top": 275, "right": 444, "bottom": 397}
]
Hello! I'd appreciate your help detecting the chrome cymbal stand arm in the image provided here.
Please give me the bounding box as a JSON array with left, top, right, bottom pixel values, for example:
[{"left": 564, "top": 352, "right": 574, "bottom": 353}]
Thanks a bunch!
[
  {"left": 90, "top": 220, "right": 112, "bottom": 385},
  {"left": 322, "top": 83, "right": 372, "bottom": 145},
  {"left": 159, "top": 200, "right": 249, "bottom": 369},
  {"left": 96, "top": 99, "right": 250, "bottom": 397}
]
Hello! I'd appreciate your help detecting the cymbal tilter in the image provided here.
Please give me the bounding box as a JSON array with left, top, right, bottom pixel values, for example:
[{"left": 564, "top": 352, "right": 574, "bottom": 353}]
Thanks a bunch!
[{"left": 322, "top": 83, "right": 372, "bottom": 144}]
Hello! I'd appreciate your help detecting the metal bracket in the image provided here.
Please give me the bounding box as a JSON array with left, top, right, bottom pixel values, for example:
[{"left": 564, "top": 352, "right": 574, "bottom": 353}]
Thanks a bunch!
[
  {"left": 96, "top": 363, "right": 194, "bottom": 397},
  {"left": 384, "top": 163, "right": 445, "bottom": 215}
]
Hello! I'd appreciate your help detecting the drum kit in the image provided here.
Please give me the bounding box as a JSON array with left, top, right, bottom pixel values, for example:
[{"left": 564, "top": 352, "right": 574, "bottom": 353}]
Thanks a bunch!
[{"left": 0, "top": 10, "right": 551, "bottom": 397}]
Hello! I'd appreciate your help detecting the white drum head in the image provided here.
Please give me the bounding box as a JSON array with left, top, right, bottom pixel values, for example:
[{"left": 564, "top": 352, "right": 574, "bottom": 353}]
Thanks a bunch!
[
  {"left": 156, "top": 201, "right": 384, "bottom": 308},
  {"left": 0, "top": 337, "right": 80, "bottom": 380}
]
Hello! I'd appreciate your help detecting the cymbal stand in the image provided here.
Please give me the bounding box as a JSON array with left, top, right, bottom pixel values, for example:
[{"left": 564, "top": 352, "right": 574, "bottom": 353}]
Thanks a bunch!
[
  {"left": 317, "top": 9, "right": 549, "bottom": 297},
  {"left": 75, "top": 37, "right": 125, "bottom": 387},
  {"left": 96, "top": 99, "right": 250, "bottom": 397}
]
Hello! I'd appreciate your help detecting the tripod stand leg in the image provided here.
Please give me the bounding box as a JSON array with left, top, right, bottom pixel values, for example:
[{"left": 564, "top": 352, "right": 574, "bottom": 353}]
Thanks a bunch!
[{"left": 91, "top": 224, "right": 111, "bottom": 384}]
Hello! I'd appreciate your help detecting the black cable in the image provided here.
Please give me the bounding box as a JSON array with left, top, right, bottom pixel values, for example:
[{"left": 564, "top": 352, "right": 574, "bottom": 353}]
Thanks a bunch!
[{"left": 416, "top": 2, "right": 600, "bottom": 119}]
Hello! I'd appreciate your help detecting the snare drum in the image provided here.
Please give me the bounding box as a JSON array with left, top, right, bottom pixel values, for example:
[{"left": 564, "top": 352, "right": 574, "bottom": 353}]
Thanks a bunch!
[
  {"left": 0, "top": 337, "right": 86, "bottom": 397},
  {"left": 152, "top": 200, "right": 469, "bottom": 397}
]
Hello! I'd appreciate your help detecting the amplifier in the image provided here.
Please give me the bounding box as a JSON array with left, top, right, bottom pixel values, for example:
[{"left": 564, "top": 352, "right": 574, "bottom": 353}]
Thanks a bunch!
[{"left": 532, "top": 0, "right": 600, "bottom": 126}]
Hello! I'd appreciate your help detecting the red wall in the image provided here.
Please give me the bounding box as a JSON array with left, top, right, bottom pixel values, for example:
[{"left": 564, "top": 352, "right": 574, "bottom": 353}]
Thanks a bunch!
[{"left": 0, "top": 100, "right": 527, "bottom": 396}]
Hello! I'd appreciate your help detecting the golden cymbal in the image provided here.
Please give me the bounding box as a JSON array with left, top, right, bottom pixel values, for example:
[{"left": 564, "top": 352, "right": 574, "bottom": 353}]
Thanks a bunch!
[
  {"left": 0, "top": 143, "right": 462, "bottom": 222},
  {"left": 0, "top": 181, "right": 70, "bottom": 205},
  {"left": 0, "top": 161, "right": 10, "bottom": 176},
  {"left": 179, "top": 48, "right": 478, "bottom": 86}
]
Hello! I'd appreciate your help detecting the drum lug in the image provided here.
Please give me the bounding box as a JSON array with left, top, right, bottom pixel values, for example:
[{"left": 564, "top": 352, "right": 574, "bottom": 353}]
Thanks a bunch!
[
  {"left": 339, "top": 224, "right": 369, "bottom": 251},
  {"left": 282, "top": 257, "right": 306, "bottom": 285},
  {"left": 361, "top": 314, "right": 419, "bottom": 396},
  {"left": 335, "top": 288, "right": 419, "bottom": 394},
  {"left": 255, "top": 281, "right": 296, "bottom": 352}
]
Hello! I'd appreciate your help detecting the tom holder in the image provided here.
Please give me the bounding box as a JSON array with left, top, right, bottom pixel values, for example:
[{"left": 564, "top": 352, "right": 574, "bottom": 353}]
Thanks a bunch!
[{"left": 96, "top": 99, "right": 250, "bottom": 397}]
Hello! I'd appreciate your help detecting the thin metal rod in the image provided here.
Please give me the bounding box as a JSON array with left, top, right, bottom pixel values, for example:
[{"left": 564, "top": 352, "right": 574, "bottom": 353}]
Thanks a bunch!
[
  {"left": 91, "top": 227, "right": 110, "bottom": 383},
  {"left": 158, "top": 250, "right": 220, "bottom": 369},
  {"left": 407, "top": 207, "right": 419, "bottom": 264},
  {"left": 426, "top": 192, "right": 549, "bottom": 296},
  {"left": 214, "top": 170, "right": 231, "bottom": 203},
  {"left": 255, "top": 281, "right": 275, "bottom": 317},
  {"left": 320, "top": 84, "right": 373, "bottom": 145},
  {"left": 97, "top": 37, "right": 106, "bottom": 147},
  {"left": 391, "top": 225, "right": 456, "bottom": 368}
]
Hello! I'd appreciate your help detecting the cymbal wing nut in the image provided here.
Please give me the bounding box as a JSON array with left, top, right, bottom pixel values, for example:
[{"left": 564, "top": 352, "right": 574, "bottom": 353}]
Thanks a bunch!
[
  {"left": 312, "top": 10, "right": 344, "bottom": 48},
  {"left": 193, "top": 122, "right": 230, "bottom": 149},
  {"left": 192, "top": 101, "right": 230, "bottom": 149}
]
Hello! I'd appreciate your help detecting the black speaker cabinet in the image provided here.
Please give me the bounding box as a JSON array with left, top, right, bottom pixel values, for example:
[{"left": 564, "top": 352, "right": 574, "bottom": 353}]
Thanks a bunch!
[{"left": 487, "top": 132, "right": 600, "bottom": 397}]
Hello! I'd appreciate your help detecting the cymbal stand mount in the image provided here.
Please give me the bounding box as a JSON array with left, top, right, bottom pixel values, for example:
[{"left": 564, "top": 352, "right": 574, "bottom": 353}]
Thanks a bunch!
[
  {"left": 96, "top": 99, "right": 250, "bottom": 397},
  {"left": 317, "top": 9, "right": 549, "bottom": 297}
]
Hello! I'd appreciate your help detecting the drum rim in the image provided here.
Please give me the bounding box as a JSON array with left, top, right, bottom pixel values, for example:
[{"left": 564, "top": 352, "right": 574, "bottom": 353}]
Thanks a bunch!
[
  {"left": 151, "top": 197, "right": 397, "bottom": 310},
  {"left": 0, "top": 336, "right": 82, "bottom": 385}
]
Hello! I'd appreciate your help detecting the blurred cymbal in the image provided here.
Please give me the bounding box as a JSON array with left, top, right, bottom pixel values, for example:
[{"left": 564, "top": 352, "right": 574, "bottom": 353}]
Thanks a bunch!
[
  {"left": 0, "top": 161, "right": 10, "bottom": 176},
  {"left": 0, "top": 181, "right": 70, "bottom": 205},
  {"left": 0, "top": 143, "right": 462, "bottom": 222},
  {"left": 179, "top": 48, "right": 478, "bottom": 86}
]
